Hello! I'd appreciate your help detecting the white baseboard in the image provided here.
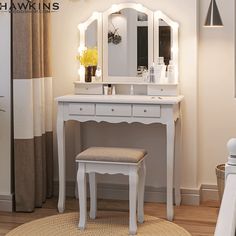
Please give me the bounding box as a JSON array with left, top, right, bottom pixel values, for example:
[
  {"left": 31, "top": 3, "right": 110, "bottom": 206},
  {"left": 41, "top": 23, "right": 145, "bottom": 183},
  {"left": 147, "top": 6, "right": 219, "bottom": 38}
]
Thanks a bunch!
[
  {"left": 201, "top": 184, "right": 219, "bottom": 202},
  {"left": 0, "top": 184, "right": 219, "bottom": 212},
  {"left": 0, "top": 194, "right": 13, "bottom": 212},
  {"left": 53, "top": 181, "right": 215, "bottom": 206}
]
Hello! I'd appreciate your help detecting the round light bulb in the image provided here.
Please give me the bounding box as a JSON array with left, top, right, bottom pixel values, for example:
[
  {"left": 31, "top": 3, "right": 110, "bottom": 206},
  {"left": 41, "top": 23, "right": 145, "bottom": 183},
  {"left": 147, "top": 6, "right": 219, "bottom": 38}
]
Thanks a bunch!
[
  {"left": 78, "top": 23, "right": 84, "bottom": 31},
  {"left": 92, "top": 11, "right": 99, "bottom": 18},
  {"left": 111, "top": 4, "right": 118, "bottom": 12},
  {"left": 136, "top": 3, "right": 143, "bottom": 11}
]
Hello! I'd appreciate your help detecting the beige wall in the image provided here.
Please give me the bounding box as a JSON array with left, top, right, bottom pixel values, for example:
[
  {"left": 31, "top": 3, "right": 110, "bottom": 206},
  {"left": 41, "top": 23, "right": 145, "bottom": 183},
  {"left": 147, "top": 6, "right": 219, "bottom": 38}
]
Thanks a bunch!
[
  {"left": 0, "top": 6, "right": 12, "bottom": 196},
  {"left": 52, "top": 0, "right": 199, "bottom": 190},
  {"left": 198, "top": 0, "right": 235, "bottom": 185}
]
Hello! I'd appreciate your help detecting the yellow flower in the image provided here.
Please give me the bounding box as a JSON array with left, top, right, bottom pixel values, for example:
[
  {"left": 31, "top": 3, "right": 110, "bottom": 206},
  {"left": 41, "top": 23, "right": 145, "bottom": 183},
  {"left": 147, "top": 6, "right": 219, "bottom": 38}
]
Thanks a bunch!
[{"left": 77, "top": 48, "right": 98, "bottom": 67}]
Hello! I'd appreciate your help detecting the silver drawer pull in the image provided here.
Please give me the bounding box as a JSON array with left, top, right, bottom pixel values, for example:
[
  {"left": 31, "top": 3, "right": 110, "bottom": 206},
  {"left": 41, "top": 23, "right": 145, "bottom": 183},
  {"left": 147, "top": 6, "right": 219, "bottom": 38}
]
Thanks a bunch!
[
  {"left": 144, "top": 109, "right": 147, "bottom": 113},
  {"left": 80, "top": 108, "right": 83, "bottom": 111}
]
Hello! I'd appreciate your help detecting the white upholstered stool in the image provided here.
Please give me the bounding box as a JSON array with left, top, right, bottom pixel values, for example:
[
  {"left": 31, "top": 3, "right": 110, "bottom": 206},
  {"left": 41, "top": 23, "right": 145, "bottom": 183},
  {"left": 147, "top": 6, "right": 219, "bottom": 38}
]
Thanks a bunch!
[{"left": 76, "top": 147, "right": 147, "bottom": 235}]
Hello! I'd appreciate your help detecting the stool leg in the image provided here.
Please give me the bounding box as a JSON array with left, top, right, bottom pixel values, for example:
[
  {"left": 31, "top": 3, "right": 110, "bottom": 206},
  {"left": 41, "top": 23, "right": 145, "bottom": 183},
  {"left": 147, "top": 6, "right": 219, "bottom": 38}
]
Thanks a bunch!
[
  {"left": 89, "top": 172, "right": 97, "bottom": 219},
  {"left": 129, "top": 167, "right": 138, "bottom": 235},
  {"left": 75, "top": 162, "right": 79, "bottom": 199},
  {"left": 138, "top": 160, "right": 146, "bottom": 224},
  {"left": 78, "top": 163, "right": 87, "bottom": 230}
]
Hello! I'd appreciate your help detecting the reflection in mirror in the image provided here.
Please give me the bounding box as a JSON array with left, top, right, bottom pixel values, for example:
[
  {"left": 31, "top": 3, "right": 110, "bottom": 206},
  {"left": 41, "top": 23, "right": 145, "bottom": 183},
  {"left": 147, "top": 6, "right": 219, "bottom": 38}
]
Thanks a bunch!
[
  {"left": 85, "top": 20, "right": 97, "bottom": 48},
  {"left": 108, "top": 8, "right": 148, "bottom": 77},
  {"left": 159, "top": 19, "right": 171, "bottom": 65}
]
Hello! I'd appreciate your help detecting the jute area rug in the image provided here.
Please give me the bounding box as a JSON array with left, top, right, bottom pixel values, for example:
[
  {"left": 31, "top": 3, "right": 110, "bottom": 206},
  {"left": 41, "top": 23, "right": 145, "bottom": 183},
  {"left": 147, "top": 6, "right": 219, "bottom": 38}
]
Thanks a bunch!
[{"left": 6, "top": 211, "right": 191, "bottom": 236}]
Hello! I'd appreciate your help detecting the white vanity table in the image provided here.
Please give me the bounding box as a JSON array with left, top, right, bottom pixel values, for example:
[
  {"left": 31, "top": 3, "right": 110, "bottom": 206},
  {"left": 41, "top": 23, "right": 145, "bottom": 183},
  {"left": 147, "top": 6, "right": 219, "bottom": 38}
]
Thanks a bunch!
[
  {"left": 56, "top": 94, "right": 183, "bottom": 221},
  {"left": 56, "top": 2, "right": 183, "bottom": 221}
]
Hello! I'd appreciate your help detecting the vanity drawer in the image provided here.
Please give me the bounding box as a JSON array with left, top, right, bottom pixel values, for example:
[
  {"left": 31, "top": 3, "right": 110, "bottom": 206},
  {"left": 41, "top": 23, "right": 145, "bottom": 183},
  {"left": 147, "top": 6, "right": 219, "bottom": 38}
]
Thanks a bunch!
[
  {"left": 96, "top": 104, "right": 132, "bottom": 117},
  {"left": 133, "top": 105, "right": 161, "bottom": 118},
  {"left": 74, "top": 84, "right": 103, "bottom": 95},
  {"left": 68, "top": 103, "right": 95, "bottom": 116},
  {"left": 147, "top": 85, "right": 178, "bottom": 96}
]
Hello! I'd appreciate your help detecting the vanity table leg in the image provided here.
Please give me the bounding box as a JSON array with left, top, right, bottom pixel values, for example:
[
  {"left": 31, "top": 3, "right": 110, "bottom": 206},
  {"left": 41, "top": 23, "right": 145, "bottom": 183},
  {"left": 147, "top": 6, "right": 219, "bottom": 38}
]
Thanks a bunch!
[
  {"left": 166, "top": 121, "right": 175, "bottom": 221},
  {"left": 174, "top": 117, "right": 182, "bottom": 206},
  {"left": 129, "top": 167, "right": 138, "bottom": 235},
  {"left": 57, "top": 103, "right": 66, "bottom": 213}
]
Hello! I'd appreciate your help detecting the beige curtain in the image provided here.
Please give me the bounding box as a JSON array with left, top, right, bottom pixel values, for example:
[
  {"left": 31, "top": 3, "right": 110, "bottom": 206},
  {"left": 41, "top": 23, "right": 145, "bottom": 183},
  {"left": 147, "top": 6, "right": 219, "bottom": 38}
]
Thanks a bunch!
[{"left": 13, "top": 0, "right": 53, "bottom": 212}]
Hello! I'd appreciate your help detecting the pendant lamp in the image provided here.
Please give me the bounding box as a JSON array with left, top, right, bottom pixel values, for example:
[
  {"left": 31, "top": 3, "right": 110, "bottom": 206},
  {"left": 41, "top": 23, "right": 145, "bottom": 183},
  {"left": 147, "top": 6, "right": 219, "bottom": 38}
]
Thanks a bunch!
[{"left": 204, "top": 0, "right": 223, "bottom": 27}]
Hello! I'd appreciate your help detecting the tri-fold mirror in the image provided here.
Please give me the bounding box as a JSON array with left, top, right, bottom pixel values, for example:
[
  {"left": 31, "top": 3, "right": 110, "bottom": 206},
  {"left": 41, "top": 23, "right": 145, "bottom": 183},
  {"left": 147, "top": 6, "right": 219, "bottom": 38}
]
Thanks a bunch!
[{"left": 78, "top": 3, "right": 179, "bottom": 84}]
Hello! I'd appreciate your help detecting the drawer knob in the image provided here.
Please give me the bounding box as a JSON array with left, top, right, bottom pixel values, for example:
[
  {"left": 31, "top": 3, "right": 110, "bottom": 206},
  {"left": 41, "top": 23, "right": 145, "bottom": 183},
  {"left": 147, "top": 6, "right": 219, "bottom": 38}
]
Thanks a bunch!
[
  {"left": 111, "top": 109, "right": 114, "bottom": 112},
  {"left": 144, "top": 109, "right": 147, "bottom": 113},
  {"left": 80, "top": 108, "right": 83, "bottom": 111}
]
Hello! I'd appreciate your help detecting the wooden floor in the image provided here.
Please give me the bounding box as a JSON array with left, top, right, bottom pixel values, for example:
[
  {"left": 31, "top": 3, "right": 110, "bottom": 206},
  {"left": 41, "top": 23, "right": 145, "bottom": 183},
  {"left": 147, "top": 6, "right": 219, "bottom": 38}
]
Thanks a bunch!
[{"left": 0, "top": 198, "right": 219, "bottom": 236}]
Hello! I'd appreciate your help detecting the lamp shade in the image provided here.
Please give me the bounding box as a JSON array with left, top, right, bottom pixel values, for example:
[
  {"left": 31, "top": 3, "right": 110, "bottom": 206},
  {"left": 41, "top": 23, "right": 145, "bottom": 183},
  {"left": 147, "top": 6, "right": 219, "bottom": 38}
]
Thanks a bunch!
[{"left": 204, "top": 0, "right": 223, "bottom": 27}]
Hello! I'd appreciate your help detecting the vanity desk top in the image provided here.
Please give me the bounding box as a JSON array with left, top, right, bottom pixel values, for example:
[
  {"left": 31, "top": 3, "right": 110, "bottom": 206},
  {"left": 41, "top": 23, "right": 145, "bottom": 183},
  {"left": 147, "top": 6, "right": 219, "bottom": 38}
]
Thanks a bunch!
[{"left": 56, "top": 94, "right": 183, "bottom": 105}]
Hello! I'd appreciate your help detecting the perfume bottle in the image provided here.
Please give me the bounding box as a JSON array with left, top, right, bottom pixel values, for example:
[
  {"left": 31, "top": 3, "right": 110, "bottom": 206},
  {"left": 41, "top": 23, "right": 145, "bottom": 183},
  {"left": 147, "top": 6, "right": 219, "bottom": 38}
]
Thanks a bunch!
[
  {"left": 167, "top": 60, "right": 175, "bottom": 84},
  {"left": 104, "top": 85, "right": 108, "bottom": 95},
  {"left": 112, "top": 85, "right": 116, "bottom": 95},
  {"left": 149, "top": 64, "right": 155, "bottom": 83},
  {"left": 156, "top": 57, "right": 166, "bottom": 83},
  {"left": 142, "top": 68, "right": 149, "bottom": 82},
  {"left": 108, "top": 84, "right": 112, "bottom": 95}
]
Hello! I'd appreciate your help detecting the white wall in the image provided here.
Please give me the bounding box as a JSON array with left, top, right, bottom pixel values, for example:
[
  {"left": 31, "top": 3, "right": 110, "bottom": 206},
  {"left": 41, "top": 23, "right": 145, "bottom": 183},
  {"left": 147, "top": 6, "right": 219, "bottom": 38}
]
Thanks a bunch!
[
  {"left": 198, "top": 0, "right": 235, "bottom": 185},
  {"left": 0, "top": 9, "right": 12, "bottom": 198},
  {"left": 52, "top": 0, "right": 198, "bottom": 191}
]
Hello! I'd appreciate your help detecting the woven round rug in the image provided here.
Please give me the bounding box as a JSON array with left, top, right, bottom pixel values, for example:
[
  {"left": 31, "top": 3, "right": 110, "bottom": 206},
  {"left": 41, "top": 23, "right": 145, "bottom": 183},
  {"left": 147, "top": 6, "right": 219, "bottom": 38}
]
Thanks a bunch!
[{"left": 6, "top": 212, "right": 191, "bottom": 236}]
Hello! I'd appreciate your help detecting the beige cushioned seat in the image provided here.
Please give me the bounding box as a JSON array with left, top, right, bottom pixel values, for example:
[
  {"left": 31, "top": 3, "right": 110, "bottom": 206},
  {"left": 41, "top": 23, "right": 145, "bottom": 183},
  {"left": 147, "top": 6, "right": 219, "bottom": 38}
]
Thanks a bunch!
[{"left": 76, "top": 147, "right": 147, "bottom": 163}]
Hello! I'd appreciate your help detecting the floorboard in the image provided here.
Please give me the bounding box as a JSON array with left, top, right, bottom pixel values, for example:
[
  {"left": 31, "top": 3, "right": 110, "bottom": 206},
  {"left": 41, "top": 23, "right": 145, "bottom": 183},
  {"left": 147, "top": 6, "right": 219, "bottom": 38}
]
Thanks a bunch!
[{"left": 0, "top": 198, "right": 219, "bottom": 236}]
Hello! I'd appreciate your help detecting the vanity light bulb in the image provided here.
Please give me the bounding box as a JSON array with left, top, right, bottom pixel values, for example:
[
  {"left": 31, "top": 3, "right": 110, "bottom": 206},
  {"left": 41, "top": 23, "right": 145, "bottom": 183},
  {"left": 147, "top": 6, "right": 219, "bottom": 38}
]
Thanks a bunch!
[
  {"left": 111, "top": 4, "right": 119, "bottom": 12},
  {"left": 172, "top": 22, "right": 179, "bottom": 30},
  {"left": 78, "top": 23, "right": 84, "bottom": 31},
  {"left": 92, "top": 11, "right": 99, "bottom": 19},
  {"left": 171, "top": 46, "right": 179, "bottom": 55},
  {"left": 155, "top": 10, "right": 162, "bottom": 18},
  {"left": 78, "top": 67, "right": 85, "bottom": 82},
  {"left": 78, "top": 46, "right": 87, "bottom": 54},
  {"left": 136, "top": 3, "right": 143, "bottom": 11}
]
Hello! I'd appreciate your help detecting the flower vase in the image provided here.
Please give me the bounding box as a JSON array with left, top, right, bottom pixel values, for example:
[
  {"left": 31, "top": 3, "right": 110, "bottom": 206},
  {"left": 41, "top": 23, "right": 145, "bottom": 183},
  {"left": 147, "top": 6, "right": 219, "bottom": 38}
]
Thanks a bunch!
[
  {"left": 85, "top": 66, "right": 97, "bottom": 82},
  {"left": 85, "top": 66, "right": 92, "bottom": 82},
  {"left": 92, "top": 66, "right": 97, "bottom": 77}
]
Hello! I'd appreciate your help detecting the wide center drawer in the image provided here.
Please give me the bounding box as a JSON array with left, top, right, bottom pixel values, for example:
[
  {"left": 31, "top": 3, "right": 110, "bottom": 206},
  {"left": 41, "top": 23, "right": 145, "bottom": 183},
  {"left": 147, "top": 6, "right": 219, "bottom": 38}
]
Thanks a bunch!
[
  {"left": 133, "top": 104, "right": 161, "bottom": 118},
  {"left": 68, "top": 103, "right": 95, "bottom": 116},
  {"left": 96, "top": 104, "right": 132, "bottom": 117}
]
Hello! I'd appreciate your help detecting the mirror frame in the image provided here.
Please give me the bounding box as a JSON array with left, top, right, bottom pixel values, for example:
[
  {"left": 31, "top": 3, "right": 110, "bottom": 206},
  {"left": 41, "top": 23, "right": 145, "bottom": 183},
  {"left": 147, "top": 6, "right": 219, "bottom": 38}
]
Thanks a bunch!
[
  {"left": 78, "top": 12, "right": 102, "bottom": 82},
  {"left": 103, "top": 3, "right": 154, "bottom": 82},
  {"left": 77, "top": 4, "right": 179, "bottom": 84},
  {"left": 154, "top": 11, "right": 179, "bottom": 84}
]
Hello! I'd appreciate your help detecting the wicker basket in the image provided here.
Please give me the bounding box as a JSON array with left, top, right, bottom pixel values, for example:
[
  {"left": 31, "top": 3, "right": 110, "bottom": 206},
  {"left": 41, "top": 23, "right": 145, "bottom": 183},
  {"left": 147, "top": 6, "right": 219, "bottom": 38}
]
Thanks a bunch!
[{"left": 215, "top": 164, "right": 225, "bottom": 202}]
